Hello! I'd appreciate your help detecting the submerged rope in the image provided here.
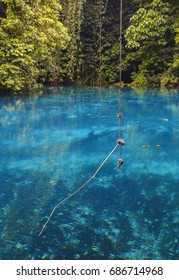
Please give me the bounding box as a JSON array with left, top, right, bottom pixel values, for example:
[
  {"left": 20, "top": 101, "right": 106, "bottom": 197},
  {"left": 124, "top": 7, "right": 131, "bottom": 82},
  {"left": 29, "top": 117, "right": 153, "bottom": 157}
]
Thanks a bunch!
[{"left": 38, "top": 143, "right": 119, "bottom": 237}]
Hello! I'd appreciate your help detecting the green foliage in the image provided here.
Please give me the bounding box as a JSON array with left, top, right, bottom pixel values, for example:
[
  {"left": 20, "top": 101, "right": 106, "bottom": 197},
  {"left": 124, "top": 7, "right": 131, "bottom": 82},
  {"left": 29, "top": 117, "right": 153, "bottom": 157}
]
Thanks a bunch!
[
  {"left": 78, "top": 0, "right": 122, "bottom": 86},
  {"left": 125, "top": 5, "right": 170, "bottom": 49},
  {"left": 0, "top": 0, "right": 178, "bottom": 92},
  {"left": 131, "top": 71, "right": 149, "bottom": 88},
  {"left": 60, "top": 0, "right": 86, "bottom": 84},
  {"left": 124, "top": 0, "right": 179, "bottom": 88},
  {"left": 0, "top": 0, "right": 70, "bottom": 92},
  {"left": 159, "top": 11, "right": 179, "bottom": 88},
  {"left": 102, "top": 43, "right": 120, "bottom": 84}
]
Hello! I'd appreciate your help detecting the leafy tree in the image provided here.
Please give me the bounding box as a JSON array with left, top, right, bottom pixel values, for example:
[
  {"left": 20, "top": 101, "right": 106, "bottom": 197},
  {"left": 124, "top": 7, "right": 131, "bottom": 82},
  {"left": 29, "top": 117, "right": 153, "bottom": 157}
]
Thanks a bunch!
[
  {"left": 124, "top": 0, "right": 178, "bottom": 88},
  {"left": 125, "top": 0, "right": 172, "bottom": 86},
  {"left": 0, "top": 0, "right": 70, "bottom": 92}
]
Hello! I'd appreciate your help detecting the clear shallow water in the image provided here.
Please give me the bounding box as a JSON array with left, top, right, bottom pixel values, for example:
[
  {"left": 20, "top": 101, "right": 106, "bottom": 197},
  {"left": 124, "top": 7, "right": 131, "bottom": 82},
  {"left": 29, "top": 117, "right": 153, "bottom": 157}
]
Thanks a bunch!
[{"left": 0, "top": 86, "right": 179, "bottom": 260}]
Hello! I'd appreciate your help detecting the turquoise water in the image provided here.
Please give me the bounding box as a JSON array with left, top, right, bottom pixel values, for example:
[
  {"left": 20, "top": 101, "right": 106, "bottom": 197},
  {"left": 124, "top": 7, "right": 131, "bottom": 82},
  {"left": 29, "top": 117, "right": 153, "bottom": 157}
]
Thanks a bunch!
[{"left": 0, "top": 87, "right": 179, "bottom": 260}]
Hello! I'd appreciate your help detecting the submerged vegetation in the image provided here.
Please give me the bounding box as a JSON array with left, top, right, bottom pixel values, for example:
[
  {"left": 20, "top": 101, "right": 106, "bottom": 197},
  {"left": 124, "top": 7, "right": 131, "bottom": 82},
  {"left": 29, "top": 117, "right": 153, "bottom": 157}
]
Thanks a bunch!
[{"left": 0, "top": 0, "right": 178, "bottom": 92}]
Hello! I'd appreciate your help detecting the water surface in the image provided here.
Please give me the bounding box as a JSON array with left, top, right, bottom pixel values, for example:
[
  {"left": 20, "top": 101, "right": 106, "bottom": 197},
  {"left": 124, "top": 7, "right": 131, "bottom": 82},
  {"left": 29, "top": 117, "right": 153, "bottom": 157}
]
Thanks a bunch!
[{"left": 0, "top": 87, "right": 179, "bottom": 260}]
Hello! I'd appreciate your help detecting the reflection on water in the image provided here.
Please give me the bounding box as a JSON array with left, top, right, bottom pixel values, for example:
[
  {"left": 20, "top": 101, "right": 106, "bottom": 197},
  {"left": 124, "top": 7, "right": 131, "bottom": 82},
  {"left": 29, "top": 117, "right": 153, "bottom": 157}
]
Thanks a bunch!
[{"left": 0, "top": 87, "right": 179, "bottom": 260}]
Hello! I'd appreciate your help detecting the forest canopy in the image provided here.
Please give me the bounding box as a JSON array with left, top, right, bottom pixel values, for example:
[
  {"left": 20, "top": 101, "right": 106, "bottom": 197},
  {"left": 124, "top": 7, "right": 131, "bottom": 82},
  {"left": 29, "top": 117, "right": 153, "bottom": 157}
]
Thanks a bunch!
[{"left": 0, "top": 0, "right": 178, "bottom": 92}]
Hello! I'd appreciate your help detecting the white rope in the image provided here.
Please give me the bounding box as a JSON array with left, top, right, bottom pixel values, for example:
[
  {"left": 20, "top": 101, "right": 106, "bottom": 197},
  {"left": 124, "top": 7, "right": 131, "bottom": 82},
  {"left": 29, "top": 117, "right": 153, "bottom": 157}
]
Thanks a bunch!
[{"left": 38, "top": 143, "right": 119, "bottom": 237}]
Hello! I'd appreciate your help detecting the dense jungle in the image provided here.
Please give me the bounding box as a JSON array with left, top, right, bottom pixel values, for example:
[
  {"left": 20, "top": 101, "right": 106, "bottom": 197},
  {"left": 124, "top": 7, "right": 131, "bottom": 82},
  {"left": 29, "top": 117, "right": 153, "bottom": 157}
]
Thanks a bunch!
[{"left": 0, "top": 0, "right": 178, "bottom": 92}]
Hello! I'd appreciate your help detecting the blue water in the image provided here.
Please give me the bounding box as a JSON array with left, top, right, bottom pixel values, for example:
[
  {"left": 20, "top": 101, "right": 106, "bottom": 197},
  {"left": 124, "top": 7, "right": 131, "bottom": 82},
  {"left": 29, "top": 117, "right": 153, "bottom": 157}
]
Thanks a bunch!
[{"left": 0, "top": 86, "right": 179, "bottom": 260}]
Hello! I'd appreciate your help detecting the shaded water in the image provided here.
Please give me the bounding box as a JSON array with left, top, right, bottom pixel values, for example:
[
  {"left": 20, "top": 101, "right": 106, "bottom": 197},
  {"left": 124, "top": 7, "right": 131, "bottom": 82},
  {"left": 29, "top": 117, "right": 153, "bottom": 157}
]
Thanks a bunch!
[{"left": 0, "top": 87, "right": 179, "bottom": 260}]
